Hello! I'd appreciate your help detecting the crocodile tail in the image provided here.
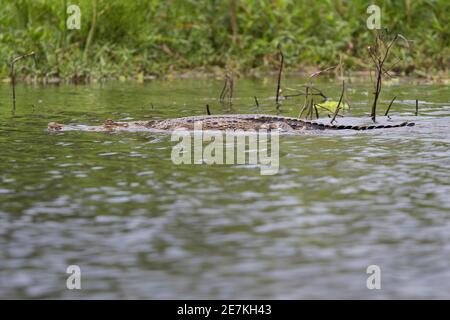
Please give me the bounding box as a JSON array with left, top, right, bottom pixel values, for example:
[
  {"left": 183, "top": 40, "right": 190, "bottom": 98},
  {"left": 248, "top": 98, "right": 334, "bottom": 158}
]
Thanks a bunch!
[
  {"left": 349, "top": 121, "right": 415, "bottom": 130},
  {"left": 269, "top": 117, "right": 414, "bottom": 131},
  {"left": 300, "top": 120, "right": 415, "bottom": 130}
]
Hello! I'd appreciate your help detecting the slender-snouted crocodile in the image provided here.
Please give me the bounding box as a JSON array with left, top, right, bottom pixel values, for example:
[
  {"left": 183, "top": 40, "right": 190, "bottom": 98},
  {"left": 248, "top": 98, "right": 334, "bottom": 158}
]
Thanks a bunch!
[{"left": 48, "top": 114, "right": 415, "bottom": 132}]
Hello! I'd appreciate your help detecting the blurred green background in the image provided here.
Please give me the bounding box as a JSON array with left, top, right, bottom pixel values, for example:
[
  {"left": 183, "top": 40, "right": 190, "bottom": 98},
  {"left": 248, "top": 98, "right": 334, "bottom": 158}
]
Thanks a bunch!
[{"left": 1, "top": 0, "right": 449, "bottom": 81}]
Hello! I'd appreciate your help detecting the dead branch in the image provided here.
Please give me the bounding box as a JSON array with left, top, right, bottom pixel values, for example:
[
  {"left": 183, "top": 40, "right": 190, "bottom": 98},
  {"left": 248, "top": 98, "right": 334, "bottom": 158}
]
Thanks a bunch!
[
  {"left": 228, "top": 73, "right": 234, "bottom": 110},
  {"left": 306, "top": 97, "right": 315, "bottom": 120},
  {"left": 369, "top": 32, "right": 399, "bottom": 122},
  {"left": 298, "top": 86, "right": 310, "bottom": 119},
  {"left": 314, "top": 104, "right": 319, "bottom": 119},
  {"left": 10, "top": 52, "right": 36, "bottom": 110},
  {"left": 275, "top": 47, "right": 284, "bottom": 107},
  {"left": 219, "top": 72, "right": 233, "bottom": 110},
  {"left": 254, "top": 96, "right": 259, "bottom": 108},
  {"left": 219, "top": 73, "right": 229, "bottom": 103},
  {"left": 284, "top": 92, "right": 326, "bottom": 99},
  {"left": 331, "top": 80, "right": 345, "bottom": 124},
  {"left": 309, "top": 65, "right": 338, "bottom": 78},
  {"left": 384, "top": 96, "right": 397, "bottom": 116}
]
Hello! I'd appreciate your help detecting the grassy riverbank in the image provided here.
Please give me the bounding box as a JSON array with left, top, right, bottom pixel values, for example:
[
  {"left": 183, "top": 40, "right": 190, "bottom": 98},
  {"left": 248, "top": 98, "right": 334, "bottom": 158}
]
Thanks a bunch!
[{"left": 2, "top": 0, "right": 449, "bottom": 82}]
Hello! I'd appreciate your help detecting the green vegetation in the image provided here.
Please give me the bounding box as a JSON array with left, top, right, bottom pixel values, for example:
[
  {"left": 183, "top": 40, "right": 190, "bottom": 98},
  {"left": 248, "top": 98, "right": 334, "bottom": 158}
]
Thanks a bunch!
[{"left": 1, "top": 0, "right": 449, "bottom": 82}]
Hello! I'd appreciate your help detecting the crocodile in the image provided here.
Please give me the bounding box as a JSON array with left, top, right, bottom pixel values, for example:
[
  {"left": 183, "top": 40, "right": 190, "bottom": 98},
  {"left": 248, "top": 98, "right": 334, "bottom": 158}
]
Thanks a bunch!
[{"left": 47, "top": 114, "right": 415, "bottom": 133}]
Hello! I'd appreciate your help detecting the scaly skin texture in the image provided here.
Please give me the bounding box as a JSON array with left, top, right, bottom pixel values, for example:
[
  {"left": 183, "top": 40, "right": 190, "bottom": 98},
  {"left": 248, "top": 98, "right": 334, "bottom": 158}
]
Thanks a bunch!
[{"left": 48, "top": 114, "right": 415, "bottom": 132}]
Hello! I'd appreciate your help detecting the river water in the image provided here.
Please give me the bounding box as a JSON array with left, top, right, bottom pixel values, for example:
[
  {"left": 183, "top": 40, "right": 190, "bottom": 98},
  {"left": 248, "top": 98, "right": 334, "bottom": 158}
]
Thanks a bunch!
[{"left": 0, "top": 77, "right": 449, "bottom": 299}]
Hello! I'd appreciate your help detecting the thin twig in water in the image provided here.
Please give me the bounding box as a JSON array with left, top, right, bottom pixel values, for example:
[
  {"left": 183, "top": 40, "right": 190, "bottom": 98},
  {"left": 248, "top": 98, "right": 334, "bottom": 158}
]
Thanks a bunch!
[
  {"left": 275, "top": 47, "right": 284, "bottom": 108},
  {"left": 384, "top": 96, "right": 397, "bottom": 116},
  {"left": 219, "top": 72, "right": 233, "bottom": 110},
  {"left": 297, "top": 85, "right": 328, "bottom": 100},
  {"left": 415, "top": 99, "right": 419, "bottom": 116},
  {"left": 328, "top": 113, "right": 344, "bottom": 118},
  {"left": 339, "top": 57, "right": 352, "bottom": 110},
  {"left": 305, "top": 97, "right": 315, "bottom": 120},
  {"left": 228, "top": 73, "right": 234, "bottom": 110},
  {"left": 314, "top": 104, "right": 319, "bottom": 119},
  {"left": 219, "top": 83, "right": 226, "bottom": 103},
  {"left": 309, "top": 65, "right": 338, "bottom": 78},
  {"left": 369, "top": 32, "right": 399, "bottom": 122},
  {"left": 284, "top": 92, "right": 325, "bottom": 99},
  {"left": 206, "top": 104, "right": 211, "bottom": 115},
  {"left": 10, "top": 52, "right": 36, "bottom": 110},
  {"left": 298, "top": 86, "right": 309, "bottom": 119},
  {"left": 331, "top": 80, "right": 345, "bottom": 124},
  {"left": 315, "top": 104, "right": 335, "bottom": 113},
  {"left": 254, "top": 96, "right": 259, "bottom": 108},
  {"left": 219, "top": 73, "right": 229, "bottom": 103}
]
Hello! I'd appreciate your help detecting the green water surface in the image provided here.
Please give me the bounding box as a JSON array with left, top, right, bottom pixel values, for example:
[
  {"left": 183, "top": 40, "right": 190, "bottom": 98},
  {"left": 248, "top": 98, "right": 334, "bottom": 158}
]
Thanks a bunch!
[{"left": 0, "top": 77, "right": 449, "bottom": 299}]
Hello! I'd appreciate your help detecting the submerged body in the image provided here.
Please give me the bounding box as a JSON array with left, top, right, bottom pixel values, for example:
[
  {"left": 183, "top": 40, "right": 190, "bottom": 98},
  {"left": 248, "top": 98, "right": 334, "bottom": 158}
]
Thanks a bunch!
[{"left": 48, "top": 114, "right": 414, "bottom": 132}]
